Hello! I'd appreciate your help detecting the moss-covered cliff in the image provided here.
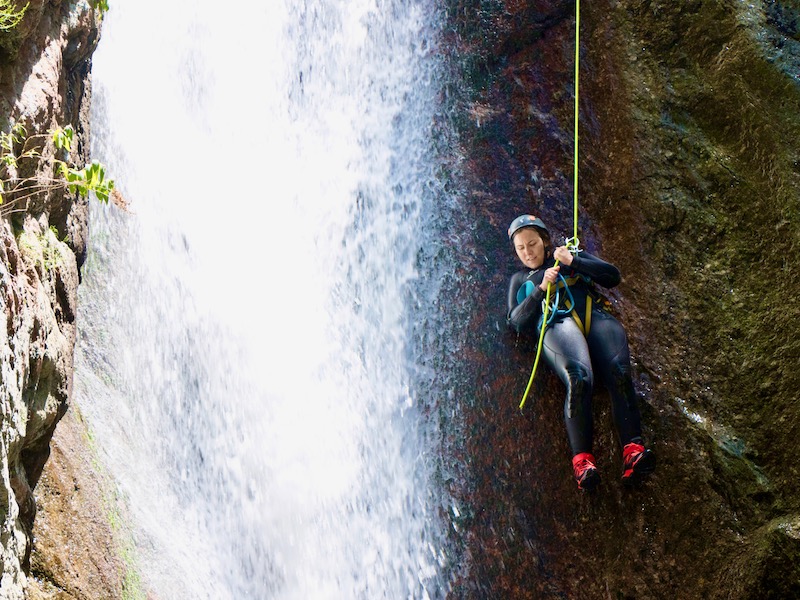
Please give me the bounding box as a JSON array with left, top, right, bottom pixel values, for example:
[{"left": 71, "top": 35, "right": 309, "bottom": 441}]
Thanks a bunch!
[{"left": 442, "top": 0, "right": 800, "bottom": 598}]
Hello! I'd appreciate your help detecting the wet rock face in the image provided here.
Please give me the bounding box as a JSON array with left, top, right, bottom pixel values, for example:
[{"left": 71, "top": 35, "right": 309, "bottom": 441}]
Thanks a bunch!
[
  {"left": 442, "top": 0, "right": 800, "bottom": 598},
  {"left": 0, "top": 2, "right": 104, "bottom": 598},
  {"left": 27, "top": 407, "right": 125, "bottom": 600}
]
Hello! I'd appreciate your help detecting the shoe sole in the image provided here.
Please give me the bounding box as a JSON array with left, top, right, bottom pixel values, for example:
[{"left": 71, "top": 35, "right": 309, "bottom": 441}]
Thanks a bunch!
[
  {"left": 578, "top": 468, "right": 601, "bottom": 491},
  {"left": 622, "top": 450, "right": 656, "bottom": 486}
]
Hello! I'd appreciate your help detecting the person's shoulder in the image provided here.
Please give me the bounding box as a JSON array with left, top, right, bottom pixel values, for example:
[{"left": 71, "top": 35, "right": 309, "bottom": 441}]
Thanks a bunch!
[
  {"left": 510, "top": 269, "right": 531, "bottom": 283},
  {"left": 508, "top": 271, "right": 530, "bottom": 292}
]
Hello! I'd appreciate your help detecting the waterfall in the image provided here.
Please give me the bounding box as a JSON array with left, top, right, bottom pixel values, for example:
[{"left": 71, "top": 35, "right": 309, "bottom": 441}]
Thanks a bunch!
[{"left": 77, "top": 0, "right": 456, "bottom": 597}]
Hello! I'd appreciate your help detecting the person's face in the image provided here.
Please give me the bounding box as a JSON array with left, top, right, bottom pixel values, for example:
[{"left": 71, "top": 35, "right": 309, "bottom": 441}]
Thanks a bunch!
[{"left": 513, "top": 228, "right": 546, "bottom": 270}]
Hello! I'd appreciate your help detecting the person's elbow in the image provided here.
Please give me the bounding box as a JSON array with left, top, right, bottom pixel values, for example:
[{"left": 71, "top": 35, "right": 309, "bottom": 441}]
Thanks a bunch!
[
  {"left": 507, "top": 312, "right": 524, "bottom": 333},
  {"left": 607, "top": 269, "right": 621, "bottom": 287},
  {"left": 599, "top": 267, "right": 621, "bottom": 288}
]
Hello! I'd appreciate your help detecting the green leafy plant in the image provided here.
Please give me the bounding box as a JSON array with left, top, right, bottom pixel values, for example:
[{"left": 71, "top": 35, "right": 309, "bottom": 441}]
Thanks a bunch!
[
  {"left": 0, "top": 0, "right": 28, "bottom": 31},
  {"left": 52, "top": 124, "right": 74, "bottom": 152},
  {"left": 89, "top": 0, "right": 109, "bottom": 17},
  {"left": 58, "top": 159, "right": 115, "bottom": 203},
  {"left": 0, "top": 122, "right": 35, "bottom": 168},
  {"left": 0, "top": 122, "right": 119, "bottom": 212},
  {"left": 53, "top": 125, "right": 115, "bottom": 201}
]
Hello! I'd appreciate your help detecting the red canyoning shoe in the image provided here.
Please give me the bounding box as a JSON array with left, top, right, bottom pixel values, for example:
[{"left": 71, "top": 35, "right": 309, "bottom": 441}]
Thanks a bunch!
[
  {"left": 572, "top": 452, "right": 600, "bottom": 491},
  {"left": 622, "top": 442, "right": 656, "bottom": 485}
]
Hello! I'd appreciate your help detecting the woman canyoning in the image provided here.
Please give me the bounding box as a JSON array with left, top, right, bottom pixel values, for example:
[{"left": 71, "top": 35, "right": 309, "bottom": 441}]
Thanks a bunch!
[{"left": 506, "top": 214, "right": 656, "bottom": 491}]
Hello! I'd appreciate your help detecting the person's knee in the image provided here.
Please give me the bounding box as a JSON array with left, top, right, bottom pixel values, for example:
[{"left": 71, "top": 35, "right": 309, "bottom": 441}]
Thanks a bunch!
[
  {"left": 564, "top": 363, "right": 593, "bottom": 418},
  {"left": 567, "top": 362, "right": 593, "bottom": 388},
  {"left": 607, "top": 361, "right": 638, "bottom": 411}
]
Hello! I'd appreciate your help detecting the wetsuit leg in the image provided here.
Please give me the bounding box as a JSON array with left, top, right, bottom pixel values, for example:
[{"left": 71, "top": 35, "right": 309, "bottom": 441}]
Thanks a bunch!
[
  {"left": 585, "top": 309, "right": 643, "bottom": 446},
  {"left": 542, "top": 318, "right": 594, "bottom": 455}
]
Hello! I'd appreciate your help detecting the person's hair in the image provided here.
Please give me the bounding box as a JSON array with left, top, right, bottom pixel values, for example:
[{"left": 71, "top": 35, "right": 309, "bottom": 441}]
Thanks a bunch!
[{"left": 537, "top": 227, "right": 551, "bottom": 251}]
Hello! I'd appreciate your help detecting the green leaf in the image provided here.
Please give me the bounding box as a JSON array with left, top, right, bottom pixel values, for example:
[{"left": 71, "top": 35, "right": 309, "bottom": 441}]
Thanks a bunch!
[
  {"left": 52, "top": 125, "right": 74, "bottom": 152},
  {"left": 89, "top": 0, "right": 109, "bottom": 16},
  {"left": 11, "top": 122, "right": 26, "bottom": 141},
  {"left": 64, "top": 168, "right": 79, "bottom": 183}
]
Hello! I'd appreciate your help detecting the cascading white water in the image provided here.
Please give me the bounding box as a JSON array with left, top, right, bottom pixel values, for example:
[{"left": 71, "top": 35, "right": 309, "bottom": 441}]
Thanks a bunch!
[{"left": 76, "top": 0, "right": 455, "bottom": 597}]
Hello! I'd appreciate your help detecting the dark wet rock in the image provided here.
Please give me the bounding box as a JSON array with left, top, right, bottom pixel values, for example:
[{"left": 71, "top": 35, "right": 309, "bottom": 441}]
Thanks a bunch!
[{"left": 440, "top": 1, "right": 800, "bottom": 597}]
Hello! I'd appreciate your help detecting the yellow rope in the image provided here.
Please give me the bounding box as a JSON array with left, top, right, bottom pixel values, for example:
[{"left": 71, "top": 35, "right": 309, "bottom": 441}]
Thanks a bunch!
[
  {"left": 519, "top": 0, "right": 581, "bottom": 411},
  {"left": 519, "top": 259, "right": 559, "bottom": 410},
  {"left": 573, "top": 0, "right": 580, "bottom": 243}
]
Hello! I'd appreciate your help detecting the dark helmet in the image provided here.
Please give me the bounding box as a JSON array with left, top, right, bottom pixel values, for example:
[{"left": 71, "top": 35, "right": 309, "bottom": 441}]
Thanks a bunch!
[{"left": 507, "top": 214, "right": 549, "bottom": 241}]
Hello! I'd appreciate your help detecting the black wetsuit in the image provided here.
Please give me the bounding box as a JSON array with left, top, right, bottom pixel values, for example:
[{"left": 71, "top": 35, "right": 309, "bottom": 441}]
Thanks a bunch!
[{"left": 507, "top": 252, "right": 643, "bottom": 456}]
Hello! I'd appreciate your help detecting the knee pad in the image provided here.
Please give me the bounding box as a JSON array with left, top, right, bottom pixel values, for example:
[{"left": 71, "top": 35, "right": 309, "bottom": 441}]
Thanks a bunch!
[
  {"left": 608, "top": 362, "right": 637, "bottom": 411},
  {"left": 609, "top": 361, "right": 630, "bottom": 384}
]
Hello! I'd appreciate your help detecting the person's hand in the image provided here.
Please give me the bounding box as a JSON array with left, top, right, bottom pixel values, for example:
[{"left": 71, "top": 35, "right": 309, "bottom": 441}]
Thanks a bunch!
[
  {"left": 553, "top": 246, "right": 574, "bottom": 265},
  {"left": 539, "top": 265, "right": 560, "bottom": 291}
]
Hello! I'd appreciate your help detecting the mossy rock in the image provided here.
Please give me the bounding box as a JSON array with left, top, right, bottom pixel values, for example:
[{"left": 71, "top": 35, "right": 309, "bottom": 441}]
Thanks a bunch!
[{"left": 717, "top": 516, "right": 800, "bottom": 599}]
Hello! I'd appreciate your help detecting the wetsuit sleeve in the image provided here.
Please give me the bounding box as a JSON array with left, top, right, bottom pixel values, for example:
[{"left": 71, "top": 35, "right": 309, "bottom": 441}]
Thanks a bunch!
[
  {"left": 569, "top": 252, "right": 621, "bottom": 288},
  {"left": 507, "top": 272, "right": 545, "bottom": 333}
]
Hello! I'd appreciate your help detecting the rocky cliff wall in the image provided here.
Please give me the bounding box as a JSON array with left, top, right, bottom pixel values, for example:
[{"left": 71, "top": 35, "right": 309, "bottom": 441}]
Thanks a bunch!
[
  {"left": 0, "top": 2, "right": 122, "bottom": 598},
  {"left": 442, "top": 0, "right": 800, "bottom": 598}
]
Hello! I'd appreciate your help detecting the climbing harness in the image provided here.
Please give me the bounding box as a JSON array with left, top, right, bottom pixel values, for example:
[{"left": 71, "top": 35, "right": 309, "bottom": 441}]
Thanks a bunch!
[
  {"left": 519, "top": 0, "right": 582, "bottom": 411},
  {"left": 541, "top": 273, "right": 577, "bottom": 328}
]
